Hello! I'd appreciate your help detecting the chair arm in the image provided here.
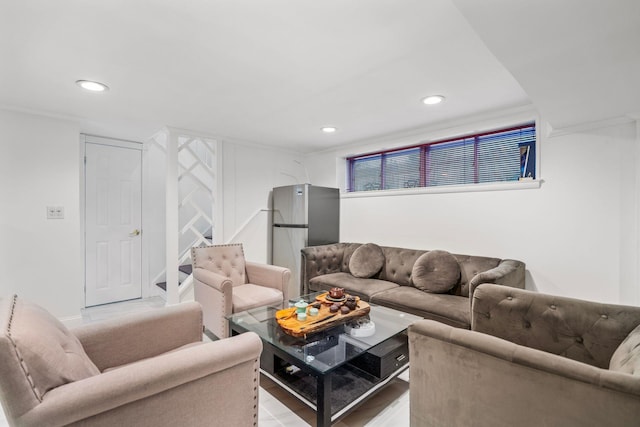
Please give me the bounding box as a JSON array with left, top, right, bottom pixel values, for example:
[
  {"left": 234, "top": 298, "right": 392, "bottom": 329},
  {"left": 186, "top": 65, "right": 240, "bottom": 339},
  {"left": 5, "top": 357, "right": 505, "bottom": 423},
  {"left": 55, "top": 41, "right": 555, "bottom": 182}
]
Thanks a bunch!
[
  {"left": 193, "top": 267, "right": 233, "bottom": 293},
  {"left": 193, "top": 267, "right": 234, "bottom": 338},
  {"left": 245, "top": 261, "right": 291, "bottom": 302},
  {"left": 409, "top": 320, "right": 640, "bottom": 426},
  {"left": 18, "top": 332, "right": 263, "bottom": 427},
  {"left": 468, "top": 259, "right": 525, "bottom": 299},
  {"left": 72, "top": 302, "right": 203, "bottom": 371}
]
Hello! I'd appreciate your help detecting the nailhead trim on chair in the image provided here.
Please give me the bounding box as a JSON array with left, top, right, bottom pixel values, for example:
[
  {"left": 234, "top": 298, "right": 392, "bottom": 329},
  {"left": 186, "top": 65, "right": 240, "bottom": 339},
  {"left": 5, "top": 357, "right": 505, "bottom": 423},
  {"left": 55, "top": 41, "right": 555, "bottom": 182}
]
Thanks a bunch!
[
  {"left": 252, "top": 357, "right": 259, "bottom": 426},
  {"left": 6, "top": 294, "right": 42, "bottom": 401},
  {"left": 221, "top": 293, "right": 228, "bottom": 338}
]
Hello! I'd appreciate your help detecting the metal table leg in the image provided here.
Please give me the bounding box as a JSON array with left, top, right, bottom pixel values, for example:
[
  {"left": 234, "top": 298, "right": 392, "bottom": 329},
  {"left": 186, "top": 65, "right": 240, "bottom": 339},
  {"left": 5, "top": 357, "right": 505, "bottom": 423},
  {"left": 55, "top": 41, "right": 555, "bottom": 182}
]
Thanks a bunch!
[{"left": 316, "top": 372, "right": 332, "bottom": 427}]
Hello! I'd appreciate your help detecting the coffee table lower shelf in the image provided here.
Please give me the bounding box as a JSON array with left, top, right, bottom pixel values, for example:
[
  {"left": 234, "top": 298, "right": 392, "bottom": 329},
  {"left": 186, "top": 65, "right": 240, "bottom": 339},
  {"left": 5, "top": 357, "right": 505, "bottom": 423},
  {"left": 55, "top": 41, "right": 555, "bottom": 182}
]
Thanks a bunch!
[{"left": 261, "top": 352, "right": 409, "bottom": 426}]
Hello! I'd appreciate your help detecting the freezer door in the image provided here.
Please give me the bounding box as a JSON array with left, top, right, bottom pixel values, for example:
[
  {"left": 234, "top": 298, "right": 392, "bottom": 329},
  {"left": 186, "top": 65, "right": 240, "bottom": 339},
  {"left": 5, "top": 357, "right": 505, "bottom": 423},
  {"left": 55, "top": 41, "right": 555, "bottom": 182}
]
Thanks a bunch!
[
  {"left": 273, "top": 184, "right": 308, "bottom": 225},
  {"left": 272, "top": 226, "right": 307, "bottom": 297},
  {"left": 308, "top": 186, "right": 340, "bottom": 245}
]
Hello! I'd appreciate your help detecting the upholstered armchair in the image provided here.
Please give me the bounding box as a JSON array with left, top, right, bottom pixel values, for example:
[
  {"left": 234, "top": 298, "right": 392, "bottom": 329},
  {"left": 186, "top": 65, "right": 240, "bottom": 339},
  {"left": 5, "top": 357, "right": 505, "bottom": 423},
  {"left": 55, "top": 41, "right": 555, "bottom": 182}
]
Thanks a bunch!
[
  {"left": 0, "top": 295, "right": 262, "bottom": 427},
  {"left": 192, "top": 243, "right": 291, "bottom": 338},
  {"left": 409, "top": 284, "right": 640, "bottom": 426}
]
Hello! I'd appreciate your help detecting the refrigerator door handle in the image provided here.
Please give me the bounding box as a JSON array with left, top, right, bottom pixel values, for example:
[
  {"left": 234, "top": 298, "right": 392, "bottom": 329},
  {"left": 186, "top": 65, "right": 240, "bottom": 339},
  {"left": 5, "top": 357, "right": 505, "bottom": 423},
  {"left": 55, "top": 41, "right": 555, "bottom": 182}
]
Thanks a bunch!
[{"left": 274, "top": 224, "right": 309, "bottom": 228}]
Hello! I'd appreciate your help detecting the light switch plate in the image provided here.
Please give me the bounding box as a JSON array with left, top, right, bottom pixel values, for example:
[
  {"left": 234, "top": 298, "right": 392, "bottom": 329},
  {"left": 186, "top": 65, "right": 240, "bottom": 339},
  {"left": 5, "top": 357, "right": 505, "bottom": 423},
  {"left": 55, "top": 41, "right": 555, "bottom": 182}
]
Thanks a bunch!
[{"left": 46, "top": 206, "right": 64, "bottom": 219}]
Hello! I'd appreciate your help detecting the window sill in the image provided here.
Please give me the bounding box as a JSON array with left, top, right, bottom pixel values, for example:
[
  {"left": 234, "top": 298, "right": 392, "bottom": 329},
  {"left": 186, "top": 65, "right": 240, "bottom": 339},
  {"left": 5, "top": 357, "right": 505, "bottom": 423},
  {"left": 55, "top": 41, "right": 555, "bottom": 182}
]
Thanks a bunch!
[{"left": 342, "top": 179, "right": 542, "bottom": 198}]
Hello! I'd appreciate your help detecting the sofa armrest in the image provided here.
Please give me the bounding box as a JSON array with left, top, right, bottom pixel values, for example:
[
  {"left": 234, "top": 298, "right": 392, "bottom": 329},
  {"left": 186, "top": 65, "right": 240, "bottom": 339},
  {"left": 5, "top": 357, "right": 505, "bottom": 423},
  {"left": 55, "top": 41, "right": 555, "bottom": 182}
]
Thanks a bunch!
[
  {"left": 18, "top": 332, "right": 263, "bottom": 427},
  {"left": 409, "top": 319, "right": 640, "bottom": 426},
  {"left": 72, "top": 302, "right": 203, "bottom": 371},
  {"left": 468, "top": 259, "right": 525, "bottom": 299},
  {"left": 246, "top": 261, "right": 291, "bottom": 302},
  {"left": 301, "top": 243, "right": 349, "bottom": 294},
  {"left": 472, "top": 283, "right": 640, "bottom": 369}
]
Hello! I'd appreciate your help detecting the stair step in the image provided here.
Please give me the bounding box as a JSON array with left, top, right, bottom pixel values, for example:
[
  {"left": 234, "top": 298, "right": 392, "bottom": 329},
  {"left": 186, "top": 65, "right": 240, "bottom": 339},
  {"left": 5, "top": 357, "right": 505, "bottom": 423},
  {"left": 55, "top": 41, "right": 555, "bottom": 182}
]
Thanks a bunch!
[
  {"left": 155, "top": 265, "right": 194, "bottom": 291},
  {"left": 155, "top": 282, "right": 172, "bottom": 291},
  {"left": 155, "top": 280, "right": 183, "bottom": 291},
  {"left": 178, "top": 264, "right": 192, "bottom": 275}
]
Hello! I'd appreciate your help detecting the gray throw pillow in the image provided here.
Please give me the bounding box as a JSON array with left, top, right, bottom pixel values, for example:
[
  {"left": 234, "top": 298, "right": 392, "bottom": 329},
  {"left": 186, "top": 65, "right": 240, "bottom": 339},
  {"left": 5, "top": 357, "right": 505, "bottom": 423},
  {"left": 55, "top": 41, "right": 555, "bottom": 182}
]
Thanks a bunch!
[
  {"left": 349, "top": 243, "right": 385, "bottom": 278},
  {"left": 7, "top": 295, "right": 100, "bottom": 399},
  {"left": 412, "top": 250, "right": 460, "bottom": 293},
  {"left": 609, "top": 323, "right": 640, "bottom": 375}
]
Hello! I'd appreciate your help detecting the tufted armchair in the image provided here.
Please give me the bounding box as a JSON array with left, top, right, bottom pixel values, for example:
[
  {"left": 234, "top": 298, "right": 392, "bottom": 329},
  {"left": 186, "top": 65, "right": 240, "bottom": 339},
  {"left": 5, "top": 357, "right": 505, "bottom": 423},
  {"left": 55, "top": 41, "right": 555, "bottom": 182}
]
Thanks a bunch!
[
  {"left": 0, "top": 294, "right": 263, "bottom": 427},
  {"left": 409, "top": 283, "right": 640, "bottom": 426},
  {"left": 192, "top": 243, "right": 291, "bottom": 339}
]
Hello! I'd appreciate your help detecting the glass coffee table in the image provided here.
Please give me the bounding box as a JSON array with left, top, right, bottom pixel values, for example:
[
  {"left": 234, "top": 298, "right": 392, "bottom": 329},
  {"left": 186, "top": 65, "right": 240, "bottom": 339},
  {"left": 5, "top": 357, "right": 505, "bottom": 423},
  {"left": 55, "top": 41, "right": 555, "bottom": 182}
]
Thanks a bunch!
[{"left": 228, "top": 292, "right": 422, "bottom": 427}]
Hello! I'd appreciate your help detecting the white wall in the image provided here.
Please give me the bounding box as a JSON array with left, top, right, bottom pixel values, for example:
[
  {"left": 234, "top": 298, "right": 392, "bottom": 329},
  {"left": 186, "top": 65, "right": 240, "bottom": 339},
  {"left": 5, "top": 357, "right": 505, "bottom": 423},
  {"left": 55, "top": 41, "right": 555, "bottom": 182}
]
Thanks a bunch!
[
  {"left": 222, "top": 141, "right": 305, "bottom": 263},
  {"left": 305, "top": 112, "right": 640, "bottom": 305},
  {"left": 0, "top": 109, "right": 83, "bottom": 318},
  {"left": 143, "top": 132, "right": 168, "bottom": 292}
]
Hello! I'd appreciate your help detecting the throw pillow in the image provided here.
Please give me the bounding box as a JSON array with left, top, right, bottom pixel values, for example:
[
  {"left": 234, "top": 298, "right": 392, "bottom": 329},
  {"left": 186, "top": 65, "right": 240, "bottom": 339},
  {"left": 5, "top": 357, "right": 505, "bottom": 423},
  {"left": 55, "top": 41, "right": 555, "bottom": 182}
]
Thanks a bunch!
[
  {"left": 412, "top": 250, "right": 460, "bottom": 293},
  {"left": 349, "top": 243, "right": 385, "bottom": 278},
  {"left": 7, "top": 295, "right": 100, "bottom": 399},
  {"left": 609, "top": 323, "right": 640, "bottom": 375}
]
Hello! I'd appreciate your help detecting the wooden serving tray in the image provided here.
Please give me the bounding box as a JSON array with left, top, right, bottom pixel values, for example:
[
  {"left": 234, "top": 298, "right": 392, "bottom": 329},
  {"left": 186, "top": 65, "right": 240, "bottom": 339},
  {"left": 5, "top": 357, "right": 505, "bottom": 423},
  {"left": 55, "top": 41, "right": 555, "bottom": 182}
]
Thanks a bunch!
[{"left": 276, "top": 293, "right": 370, "bottom": 338}]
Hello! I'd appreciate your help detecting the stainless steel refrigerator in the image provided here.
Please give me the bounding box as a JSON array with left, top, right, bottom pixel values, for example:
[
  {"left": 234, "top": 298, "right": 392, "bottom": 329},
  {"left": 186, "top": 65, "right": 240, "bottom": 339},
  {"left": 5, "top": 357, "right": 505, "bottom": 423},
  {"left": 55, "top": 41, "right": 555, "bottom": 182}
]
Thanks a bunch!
[{"left": 272, "top": 184, "right": 339, "bottom": 297}]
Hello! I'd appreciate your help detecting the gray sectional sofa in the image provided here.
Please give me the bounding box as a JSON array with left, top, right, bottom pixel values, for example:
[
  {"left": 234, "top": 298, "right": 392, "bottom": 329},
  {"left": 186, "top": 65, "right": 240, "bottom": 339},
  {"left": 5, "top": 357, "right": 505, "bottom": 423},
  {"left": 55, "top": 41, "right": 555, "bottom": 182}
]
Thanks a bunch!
[
  {"left": 301, "top": 242, "right": 525, "bottom": 329},
  {"left": 408, "top": 284, "right": 640, "bottom": 426}
]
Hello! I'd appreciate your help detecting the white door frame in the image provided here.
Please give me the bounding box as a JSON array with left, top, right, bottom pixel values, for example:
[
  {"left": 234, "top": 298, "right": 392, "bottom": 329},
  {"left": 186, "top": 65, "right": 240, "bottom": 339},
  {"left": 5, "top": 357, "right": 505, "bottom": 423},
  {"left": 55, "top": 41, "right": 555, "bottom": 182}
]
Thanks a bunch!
[{"left": 80, "top": 134, "right": 149, "bottom": 307}]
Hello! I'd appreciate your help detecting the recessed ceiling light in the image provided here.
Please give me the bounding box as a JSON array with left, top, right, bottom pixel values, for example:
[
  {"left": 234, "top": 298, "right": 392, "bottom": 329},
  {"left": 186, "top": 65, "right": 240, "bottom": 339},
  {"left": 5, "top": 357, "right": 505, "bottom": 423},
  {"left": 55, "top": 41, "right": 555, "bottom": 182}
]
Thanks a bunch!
[
  {"left": 422, "top": 95, "right": 445, "bottom": 105},
  {"left": 76, "top": 80, "right": 109, "bottom": 92},
  {"left": 321, "top": 127, "right": 337, "bottom": 133}
]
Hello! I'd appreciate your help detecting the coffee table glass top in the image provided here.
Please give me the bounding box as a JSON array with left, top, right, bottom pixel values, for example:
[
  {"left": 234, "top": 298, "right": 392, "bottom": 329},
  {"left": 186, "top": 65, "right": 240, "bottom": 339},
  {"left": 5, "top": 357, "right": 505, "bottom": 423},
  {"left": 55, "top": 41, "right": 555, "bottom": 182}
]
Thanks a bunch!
[{"left": 228, "top": 292, "right": 422, "bottom": 374}]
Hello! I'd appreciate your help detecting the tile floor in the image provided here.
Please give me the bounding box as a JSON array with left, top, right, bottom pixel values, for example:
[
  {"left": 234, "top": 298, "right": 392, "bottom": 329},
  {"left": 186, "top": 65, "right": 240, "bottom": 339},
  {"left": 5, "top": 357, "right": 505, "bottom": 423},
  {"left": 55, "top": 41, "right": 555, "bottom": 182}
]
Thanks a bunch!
[{"left": 0, "top": 297, "right": 411, "bottom": 426}]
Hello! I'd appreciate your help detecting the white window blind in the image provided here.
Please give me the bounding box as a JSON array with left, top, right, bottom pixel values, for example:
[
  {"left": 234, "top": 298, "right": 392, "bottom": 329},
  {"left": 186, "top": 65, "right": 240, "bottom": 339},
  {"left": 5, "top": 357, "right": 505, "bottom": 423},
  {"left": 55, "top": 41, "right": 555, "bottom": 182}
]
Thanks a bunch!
[
  {"left": 348, "top": 123, "right": 536, "bottom": 192},
  {"left": 383, "top": 148, "right": 421, "bottom": 189}
]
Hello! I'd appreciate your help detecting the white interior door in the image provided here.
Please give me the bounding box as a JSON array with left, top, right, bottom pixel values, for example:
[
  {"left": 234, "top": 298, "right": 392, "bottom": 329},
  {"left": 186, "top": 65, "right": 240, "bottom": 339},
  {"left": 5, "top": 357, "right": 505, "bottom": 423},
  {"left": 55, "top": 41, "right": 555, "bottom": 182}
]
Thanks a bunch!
[{"left": 85, "top": 142, "right": 142, "bottom": 306}]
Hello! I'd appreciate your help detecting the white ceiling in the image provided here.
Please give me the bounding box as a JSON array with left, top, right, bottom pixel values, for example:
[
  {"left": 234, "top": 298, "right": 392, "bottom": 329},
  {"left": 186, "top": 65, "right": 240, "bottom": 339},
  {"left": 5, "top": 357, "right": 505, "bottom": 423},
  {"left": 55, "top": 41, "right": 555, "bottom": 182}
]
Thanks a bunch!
[{"left": 1, "top": 0, "right": 638, "bottom": 153}]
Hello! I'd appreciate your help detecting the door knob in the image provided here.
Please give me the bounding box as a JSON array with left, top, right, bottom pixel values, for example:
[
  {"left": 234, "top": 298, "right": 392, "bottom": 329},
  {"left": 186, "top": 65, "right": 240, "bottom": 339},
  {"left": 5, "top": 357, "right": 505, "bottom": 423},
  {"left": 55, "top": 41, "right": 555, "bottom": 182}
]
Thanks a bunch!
[{"left": 129, "top": 229, "right": 141, "bottom": 237}]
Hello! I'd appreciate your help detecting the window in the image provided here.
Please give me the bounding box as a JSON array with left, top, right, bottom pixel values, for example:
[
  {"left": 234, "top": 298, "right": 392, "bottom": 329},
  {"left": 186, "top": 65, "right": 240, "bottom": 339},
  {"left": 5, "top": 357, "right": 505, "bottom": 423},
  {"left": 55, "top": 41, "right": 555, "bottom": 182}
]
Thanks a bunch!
[{"left": 347, "top": 123, "right": 536, "bottom": 192}]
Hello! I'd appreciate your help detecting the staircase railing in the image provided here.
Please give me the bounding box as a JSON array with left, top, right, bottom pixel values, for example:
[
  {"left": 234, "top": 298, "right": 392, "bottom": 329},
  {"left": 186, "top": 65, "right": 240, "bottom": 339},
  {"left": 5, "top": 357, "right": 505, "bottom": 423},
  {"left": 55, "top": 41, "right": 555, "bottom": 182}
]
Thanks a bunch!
[
  {"left": 148, "top": 128, "right": 218, "bottom": 303},
  {"left": 151, "top": 208, "right": 271, "bottom": 301}
]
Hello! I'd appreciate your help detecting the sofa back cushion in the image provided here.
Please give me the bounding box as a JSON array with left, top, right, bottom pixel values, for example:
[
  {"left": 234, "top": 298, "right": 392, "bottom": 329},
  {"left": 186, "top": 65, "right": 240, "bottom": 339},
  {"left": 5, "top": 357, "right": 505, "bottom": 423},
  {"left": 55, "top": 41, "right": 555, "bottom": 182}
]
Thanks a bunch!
[
  {"left": 378, "top": 247, "right": 425, "bottom": 286},
  {"left": 610, "top": 323, "right": 640, "bottom": 375},
  {"left": 3, "top": 295, "right": 100, "bottom": 401},
  {"left": 412, "top": 250, "right": 461, "bottom": 293},
  {"left": 192, "top": 244, "right": 247, "bottom": 286},
  {"left": 306, "top": 243, "right": 504, "bottom": 297},
  {"left": 349, "top": 243, "right": 385, "bottom": 278},
  {"left": 472, "top": 284, "right": 640, "bottom": 369}
]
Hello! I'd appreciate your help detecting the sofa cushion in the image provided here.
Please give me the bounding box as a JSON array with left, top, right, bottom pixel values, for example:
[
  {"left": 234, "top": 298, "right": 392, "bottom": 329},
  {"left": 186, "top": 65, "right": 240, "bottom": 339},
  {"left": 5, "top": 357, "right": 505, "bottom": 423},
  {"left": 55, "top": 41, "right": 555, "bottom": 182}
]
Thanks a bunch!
[
  {"left": 309, "top": 272, "right": 399, "bottom": 301},
  {"left": 609, "top": 323, "right": 640, "bottom": 375},
  {"left": 6, "top": 295, "right": 100, "bottom": 400},
  {"left": 349, "top": 243, "right": 385, "bottom": 278},
  {"left": 371, "top": 287, "right": 470, "bottom": 328},
  {"left": 412, "top": 250, "right": 460, "bottom": 293},
  {"left": 232, "top": 284, "right": 283, "bottom": 312}
]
